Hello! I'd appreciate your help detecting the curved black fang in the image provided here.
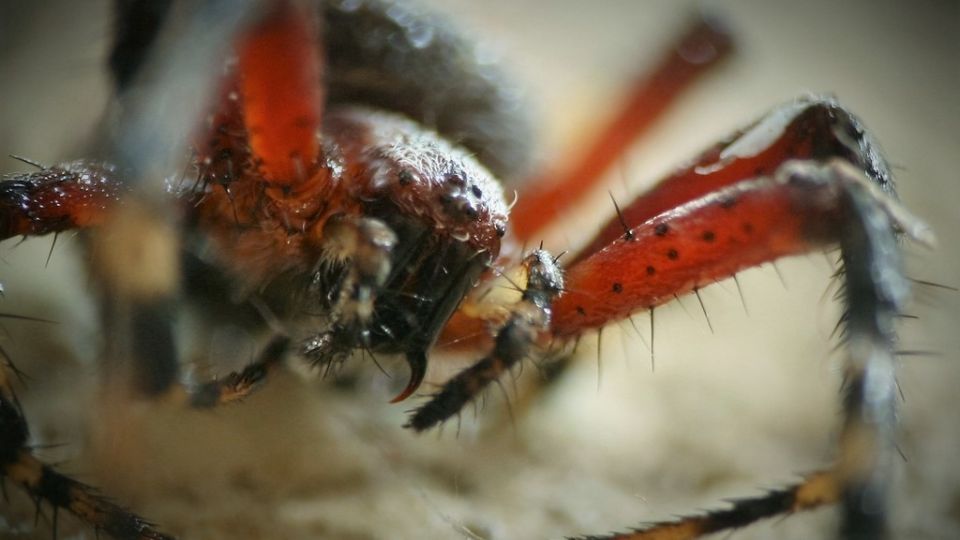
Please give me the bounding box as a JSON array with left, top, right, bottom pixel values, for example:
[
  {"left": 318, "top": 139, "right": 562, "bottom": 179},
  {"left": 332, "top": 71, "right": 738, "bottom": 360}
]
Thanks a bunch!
[{"left": 390, "top": 349, "right": 427, "bottom": 403}]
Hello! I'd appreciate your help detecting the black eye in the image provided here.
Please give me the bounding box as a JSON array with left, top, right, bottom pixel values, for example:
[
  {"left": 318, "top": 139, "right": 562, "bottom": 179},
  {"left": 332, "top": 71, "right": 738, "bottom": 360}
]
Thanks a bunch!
[{"left": 445, "top": 172, "right": 465, "bottom": 186}]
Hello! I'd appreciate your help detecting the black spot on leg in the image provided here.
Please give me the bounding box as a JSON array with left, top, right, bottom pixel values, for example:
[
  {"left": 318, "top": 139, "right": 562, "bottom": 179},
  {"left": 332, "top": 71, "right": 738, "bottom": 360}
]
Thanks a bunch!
[
  {"left": 470, "top": 185, "right": 483, "bottom": 197},
  {"left": 576, "top": 306, "right": 586, "bottom": 316},
  {"left": 611, "top": 282, "right": 623, "bottom": 293},
  {"left": 655, "top": 223, "right": 669, "bottom": 236},
  {"left": 667, "top": 249, "right": 679, "bottom": 260},
  {"left": 702, "top": 230, "right": 716, "bottom": 242},
  {"left": 646, "top": 265, "right": 656, "bottom": 275},
  {"left": 720, "top": 196, "right": 737, "bottom": 209}
]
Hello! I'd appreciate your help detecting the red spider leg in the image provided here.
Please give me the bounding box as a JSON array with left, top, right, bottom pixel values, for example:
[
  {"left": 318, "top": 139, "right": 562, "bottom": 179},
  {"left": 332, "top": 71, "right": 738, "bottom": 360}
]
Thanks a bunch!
[
  {"left": 0, "top": 161, "right": 125, "bottom": 240},
  {"left": 0, "top": 4, "right": 324, "bottom": 539},
  {"left": 128, "top": 0, "right": 329, "bottom": 401},
  {"left": 572, "top": 165, "right": 918, "bottom": 540},
  {"left": 195, "top": 2, "right": 515, "bottom": 405},
  {"left": 438, "top": 98, "right": 862, "bottom": 350},
  {"left": 555, "top": 99, "right": 926, "bottom": 538},
  {"left": 236, "top": 0, "right": 323, "bottom": 187},
  {"left": 418, "top": 146, "right": 853, "bottom": 430},
  {"left": 510, "top": 15, "right": 732, "bottom": 242},
  {"left": 440, "top": 97, "right": 878, "bottom": 347},
  {"left": 551, "top": 97, "right": 896, "bottom": 336},
  {"left": 568, "top": 97, "right": 895, "bottom": 264}
]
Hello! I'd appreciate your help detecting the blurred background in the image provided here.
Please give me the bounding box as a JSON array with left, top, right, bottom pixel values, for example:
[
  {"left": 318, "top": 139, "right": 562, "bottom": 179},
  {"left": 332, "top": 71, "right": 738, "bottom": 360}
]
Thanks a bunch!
[{"left": 1, "top": 0, "right": 957, "bottom": 538}]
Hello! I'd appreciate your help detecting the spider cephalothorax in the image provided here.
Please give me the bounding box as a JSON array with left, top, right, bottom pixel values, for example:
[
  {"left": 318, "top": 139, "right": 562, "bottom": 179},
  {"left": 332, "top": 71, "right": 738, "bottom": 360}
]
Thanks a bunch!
[{"left": 190, "top": 105, "right": 511, "bottom": 400}]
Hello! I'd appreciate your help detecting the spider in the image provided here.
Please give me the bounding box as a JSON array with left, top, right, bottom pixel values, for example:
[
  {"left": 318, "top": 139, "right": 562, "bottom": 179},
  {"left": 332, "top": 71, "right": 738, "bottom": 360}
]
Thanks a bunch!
[{"left": 1, "top": 0, "right": 960, "bottom": 536}]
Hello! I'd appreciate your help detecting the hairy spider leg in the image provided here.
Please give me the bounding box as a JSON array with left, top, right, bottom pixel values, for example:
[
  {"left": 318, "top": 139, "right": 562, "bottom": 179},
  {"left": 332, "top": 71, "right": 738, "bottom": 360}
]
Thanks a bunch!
[
  {"left": 418, "top": 97, "right": 921, "bottom": 539},
  {"left": 0, "top": 160, "right": 124, "bottom": 238},
  {"left": 569, "top": 471, "right": 840, "bottom": 540},
  {"left": 434, "top": 12, "right": 734, "bottom": 375},
  {"left": 0, "top": 4, "right": 325, "bottom": 536},
  {"left": 549, "top": 99, "right": 919, "bottom": 539},
  {"left": 434, "top": 15, "right": 732, "bottom": 354},
  {"left": 552, "top": 98, "right": 893, "bottom": 335},
  {"left": 510, "top": 15, "right": 733, "bottom": 241},
  {"left": 566, "top": 165, "right": 912, "bottom": 540},
  {"left": 94, "top": 1, "right": 326, "bottom": 400},
  {"left": 406, "top": 250, "right": 563, "bottom": 431},
  {"left": 0, "top": 375, "right": 173, "bottom": 540}
]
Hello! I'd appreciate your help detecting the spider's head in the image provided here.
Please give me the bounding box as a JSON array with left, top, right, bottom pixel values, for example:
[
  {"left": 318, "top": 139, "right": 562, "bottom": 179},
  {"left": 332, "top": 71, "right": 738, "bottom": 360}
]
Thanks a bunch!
[{"left": 311, "top": 107, "right": 513, "bottom": 402}]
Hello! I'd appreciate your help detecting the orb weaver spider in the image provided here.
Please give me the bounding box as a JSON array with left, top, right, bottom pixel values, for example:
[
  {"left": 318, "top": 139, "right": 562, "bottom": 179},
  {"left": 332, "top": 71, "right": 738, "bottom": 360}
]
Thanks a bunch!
[{"left": 0, "top": 1, "right": 952, "bottom": 540}]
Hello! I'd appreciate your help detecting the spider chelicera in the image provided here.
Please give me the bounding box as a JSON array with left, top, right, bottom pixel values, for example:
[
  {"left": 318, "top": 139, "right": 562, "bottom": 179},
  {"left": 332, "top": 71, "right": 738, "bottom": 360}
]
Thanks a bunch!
[{"left": 0, "top": 1, "right": 948, "bottom": 532}]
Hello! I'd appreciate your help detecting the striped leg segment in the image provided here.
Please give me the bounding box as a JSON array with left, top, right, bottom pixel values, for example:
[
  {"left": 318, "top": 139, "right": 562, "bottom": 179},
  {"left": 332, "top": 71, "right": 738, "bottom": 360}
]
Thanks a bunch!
[
  {"left": 0, "top": 374, "right": 172, "bottom": 539},
  {"left": 833, "top": 162, "right": 911, "bottom": 539},
  {"left": 171, "top": 335, "right": 291, "bottom": 408},
  {"left": 570, "top": 470, "right": 839, "bottom": 540},
  {"left": 406, "top": 250, "right": 563, "bottom": 431}
]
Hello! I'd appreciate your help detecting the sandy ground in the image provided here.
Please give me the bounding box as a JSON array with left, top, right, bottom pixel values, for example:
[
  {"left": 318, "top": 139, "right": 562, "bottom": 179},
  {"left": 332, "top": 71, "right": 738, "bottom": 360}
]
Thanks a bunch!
[{"left": 0, "top": 1, "right": 958, "bottom": 539}]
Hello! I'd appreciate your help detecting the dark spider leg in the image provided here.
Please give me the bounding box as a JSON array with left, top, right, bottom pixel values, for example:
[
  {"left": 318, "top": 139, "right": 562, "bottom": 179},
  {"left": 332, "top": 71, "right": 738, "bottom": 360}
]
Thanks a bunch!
[
  {"left": 569, "top": 470, "right": 839, "bottom": 540},
  {"left": 171, "top": 334, "right": 290, "bottom": 408},
  {"left": 83, "top": 0, "right": 327, "bottom": 398},
  {"left": 0, "top": 161, "right": 183, "bottom": 396},
  {"left": 88, "top": 0, "right": 327, "bottom": 398},
  {"left": 512, "top": 14, "right": 732, "bottom": 241},
  {"left": 109, "top": 0, "right": 174, "bottom": 91},
  {"left": 88, "top": 202, "right": 183, "bottom": 397},
  {"left": 53, "top": 1, "right": 266, "bottom": 398},
  {"left": 0, "top": 5, "right": 263, "bottom": 536},
  {"left": 406, "top": 250, "right": 563, "bottom": 431},
  {"left": 834, "top": 166, "right": 908, "bottom": 539},
  {"left": 0, "top": 372, "right": 172, "bottom": 539}
]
